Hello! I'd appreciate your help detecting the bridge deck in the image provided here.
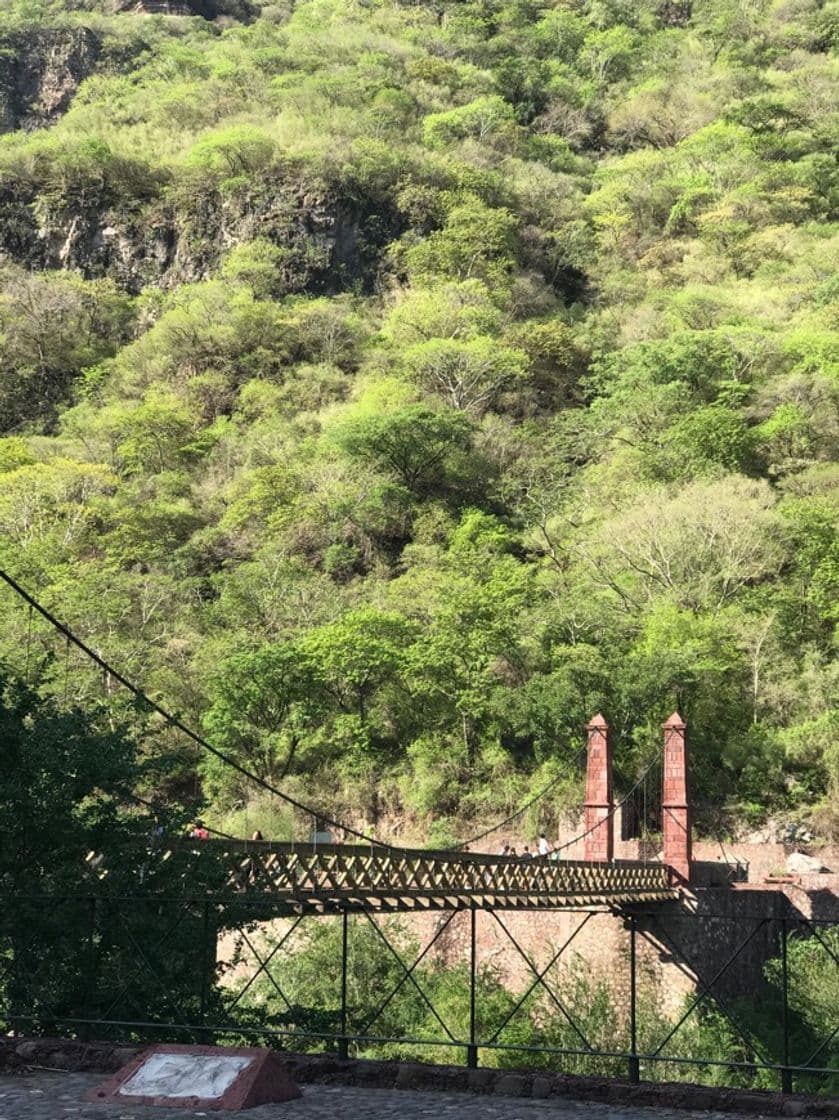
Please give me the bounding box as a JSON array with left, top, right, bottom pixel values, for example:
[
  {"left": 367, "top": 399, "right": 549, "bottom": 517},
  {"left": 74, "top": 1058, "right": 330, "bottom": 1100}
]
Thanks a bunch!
[{"left": 181, "top": 841, "right": 677, "bottom": 913}]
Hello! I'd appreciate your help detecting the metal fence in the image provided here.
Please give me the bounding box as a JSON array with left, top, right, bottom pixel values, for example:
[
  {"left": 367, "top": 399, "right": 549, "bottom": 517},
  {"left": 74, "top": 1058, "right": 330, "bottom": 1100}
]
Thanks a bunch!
[{"left": 1, "top": 895, "right": 837, "bottom": 1096}]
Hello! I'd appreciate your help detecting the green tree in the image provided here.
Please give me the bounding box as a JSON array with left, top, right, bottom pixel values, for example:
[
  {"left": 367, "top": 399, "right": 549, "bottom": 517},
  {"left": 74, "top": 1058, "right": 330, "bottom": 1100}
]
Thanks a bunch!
[
  {"left": 422, "top": 95, "right": 518, "bottom": 150},
  {"left": 401, "top": 197, "right": 519, "bottom": 289},
  {"left": 298, "top": 607, "right": 415, "bottom": 729},
  {"left": 334, "top": 404, "right": 474, "bottom": 496},
  {"left": 203, "top": 643, "right": 314, "bottom": 804},
  {"left": 0, "top": 268, "right": 133, "bottom": 431},
  {"left": 402, "top": 337, "right": 528, "bottom": 416}
]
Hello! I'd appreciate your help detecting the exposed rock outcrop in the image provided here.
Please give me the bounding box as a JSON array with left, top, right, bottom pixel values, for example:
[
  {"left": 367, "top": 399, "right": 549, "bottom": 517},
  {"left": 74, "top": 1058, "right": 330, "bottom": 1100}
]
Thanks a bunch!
[
  {"left": 114, "top": 0, "right": 256, "bottom": 17},
  {"left": 0, "top": 167, "right": 402, "bottom": 295},
  {"left": 0, "top": 27, "right": 101, "bottom": 134},
  {"left": 786, "top": 850, "right": 830, "bottom": 874}
]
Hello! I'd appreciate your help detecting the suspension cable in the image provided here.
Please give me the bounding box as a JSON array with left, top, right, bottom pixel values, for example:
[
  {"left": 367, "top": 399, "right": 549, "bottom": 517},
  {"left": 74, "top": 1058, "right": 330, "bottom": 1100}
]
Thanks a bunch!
[
  {"left": 550, "top": 737, "right": 671, "bottom": 857},
  {"left": 452, "top": 742, "right": 589, "bottom": 851},
  {"left": 0, "top": 569, "right": 394, "bottom": 850}
]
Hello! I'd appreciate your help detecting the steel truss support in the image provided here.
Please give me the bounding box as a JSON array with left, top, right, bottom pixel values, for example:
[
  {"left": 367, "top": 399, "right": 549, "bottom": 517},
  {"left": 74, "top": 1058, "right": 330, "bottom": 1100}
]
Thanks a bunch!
[
  {"left": 794, "top": 918, "right": 839, "bottom": 1076},
  {"left": 224, "top": 919, "right": 304, "bottom": 1018},
  {"left": 489, "top": 911, "right": 594, "bottom": 1052},
  {"left": 642, "top": 916, "right": 774, "bottom": 1072},
  {"left": 98, "top": 900, "right": 197, "bottom": 1031},
  {"left": 357, "top": 910, "right": 457, "bottom": 1039},
  {"left": 4, "top": 894, "right": 838, "bottom": 1096},
  {"left": 362, "top": 910, "right": 459, "bottom": 1044}
]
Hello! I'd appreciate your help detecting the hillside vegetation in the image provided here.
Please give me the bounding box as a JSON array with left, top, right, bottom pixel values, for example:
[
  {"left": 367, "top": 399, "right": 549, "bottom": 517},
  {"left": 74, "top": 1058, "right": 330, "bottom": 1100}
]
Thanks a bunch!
[{"left": 0, "top": 0, "right": 836, "bottom": 841}]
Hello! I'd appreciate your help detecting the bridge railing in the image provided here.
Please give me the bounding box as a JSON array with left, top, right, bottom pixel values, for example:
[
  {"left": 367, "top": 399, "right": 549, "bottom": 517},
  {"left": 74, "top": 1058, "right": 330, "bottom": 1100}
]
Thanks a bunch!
[
  {"left": 162, "top": 841, "right": 676, "bottom": 908},
  {"left": 1, "top": 895, "right": 837, "bottom": 1096}
]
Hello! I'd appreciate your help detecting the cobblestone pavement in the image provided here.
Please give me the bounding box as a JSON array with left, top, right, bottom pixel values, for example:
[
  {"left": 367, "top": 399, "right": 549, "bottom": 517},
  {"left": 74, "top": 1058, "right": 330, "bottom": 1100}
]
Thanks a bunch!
[{"left": 0, "top": 1072, "right": 763, "bottom": 1120}]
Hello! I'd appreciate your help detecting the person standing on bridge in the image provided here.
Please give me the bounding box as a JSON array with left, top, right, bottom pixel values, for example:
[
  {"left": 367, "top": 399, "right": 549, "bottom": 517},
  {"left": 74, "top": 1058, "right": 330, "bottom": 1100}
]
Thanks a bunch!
[
  {"left": 190, "top": 821, "right": 209, "bottom": 840},
  {"left": 538, "top": 833, "right": 550, "bottom": 857}
]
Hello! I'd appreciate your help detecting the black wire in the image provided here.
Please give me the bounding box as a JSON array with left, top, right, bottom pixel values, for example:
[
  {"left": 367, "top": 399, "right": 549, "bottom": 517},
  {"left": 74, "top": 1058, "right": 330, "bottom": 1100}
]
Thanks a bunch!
[
  {"left": 453, "top": 742, "right": 589, "bottom": 850},
  {"left": 550, "top": 735, "right": 673, "bottom": 857},
  {"left": 458, "top": 730, "right": 670, "bottom": 857},
  {"left": 0, "top": 569, "right": 394, "bottom": 850}
]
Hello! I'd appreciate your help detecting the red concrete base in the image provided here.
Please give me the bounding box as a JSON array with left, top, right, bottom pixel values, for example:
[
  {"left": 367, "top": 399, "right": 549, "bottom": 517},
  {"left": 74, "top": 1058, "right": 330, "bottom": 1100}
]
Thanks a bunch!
[{"left": 88, "top": 1043, "right": 301, "bottom": 1111}]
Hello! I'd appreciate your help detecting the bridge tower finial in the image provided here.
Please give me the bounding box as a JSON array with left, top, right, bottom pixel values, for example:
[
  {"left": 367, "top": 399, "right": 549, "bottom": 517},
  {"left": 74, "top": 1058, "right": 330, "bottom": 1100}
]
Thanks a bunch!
[
  {"left": 584, "top": 714, "right": 613, "bottom": 862},
  {"left": 662, "top": 712, "right": 691, "bottom": 886}
]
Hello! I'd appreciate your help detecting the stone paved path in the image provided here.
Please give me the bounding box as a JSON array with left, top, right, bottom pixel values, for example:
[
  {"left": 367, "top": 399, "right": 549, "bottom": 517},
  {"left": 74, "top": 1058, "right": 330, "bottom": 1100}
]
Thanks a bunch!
[{"left": 0, "top": 1072, "right": 760, "bottom": 1120}]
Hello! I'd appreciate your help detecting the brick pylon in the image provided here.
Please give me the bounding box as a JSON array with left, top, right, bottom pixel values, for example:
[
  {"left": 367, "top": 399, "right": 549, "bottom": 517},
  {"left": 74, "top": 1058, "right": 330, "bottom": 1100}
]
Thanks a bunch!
[
  {"left": 584, "top": 714, "right": 613, "bottom": 862},
  {"left": 662, "top": 712, "right": 691, "bottom": 886}
]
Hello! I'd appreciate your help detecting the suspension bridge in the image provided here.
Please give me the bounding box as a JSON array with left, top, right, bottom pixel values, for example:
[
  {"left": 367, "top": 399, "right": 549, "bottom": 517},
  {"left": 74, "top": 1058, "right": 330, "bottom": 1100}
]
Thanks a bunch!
[
  {"left": 2, "top": 568, "right": 691, "bottom": 911},
  {"left": 147, "top": 841, "right": 677, "bottom": 912}
]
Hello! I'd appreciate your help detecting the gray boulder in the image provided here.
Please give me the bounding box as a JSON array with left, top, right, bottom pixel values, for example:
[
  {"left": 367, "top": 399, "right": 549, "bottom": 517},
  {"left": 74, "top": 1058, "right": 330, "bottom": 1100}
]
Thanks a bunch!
[{"left": 786, "top": 851, "right": 829, "bottom": 874}]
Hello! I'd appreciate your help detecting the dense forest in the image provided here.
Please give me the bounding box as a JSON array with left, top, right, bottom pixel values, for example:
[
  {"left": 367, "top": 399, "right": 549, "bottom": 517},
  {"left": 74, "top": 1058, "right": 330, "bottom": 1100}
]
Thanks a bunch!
[{"left": 0, "top": 0, "right": 836, "bottom": 843}]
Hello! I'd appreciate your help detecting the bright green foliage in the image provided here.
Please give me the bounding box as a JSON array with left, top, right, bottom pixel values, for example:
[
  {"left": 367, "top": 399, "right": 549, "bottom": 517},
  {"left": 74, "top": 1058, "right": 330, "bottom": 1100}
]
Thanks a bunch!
[
  {"left": 422, "top": 95, "right": 518, "bottom": 150},
  {"left": 401, "top": 198, "right": 520, "bottom": 289},
  {"left": 203, "top": 643, "right": 312, "bottom": 803},
  {"left": 334, "top": 404, "right": 474, "bottom": 495},
  {"left": 401, "top": 337, "right": 528, "bottom": 415},
  {"left": 0, "top": 0, "right": 835, "bottom": 844},
  {"left": 185, "top": 126, "right": 276, "bottom": 177}
]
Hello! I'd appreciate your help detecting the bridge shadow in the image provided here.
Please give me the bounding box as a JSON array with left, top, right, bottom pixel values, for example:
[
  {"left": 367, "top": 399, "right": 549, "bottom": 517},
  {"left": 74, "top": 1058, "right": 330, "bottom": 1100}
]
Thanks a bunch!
[{"left": 631, "top": 875, "right": 839, "bottom": 1092}]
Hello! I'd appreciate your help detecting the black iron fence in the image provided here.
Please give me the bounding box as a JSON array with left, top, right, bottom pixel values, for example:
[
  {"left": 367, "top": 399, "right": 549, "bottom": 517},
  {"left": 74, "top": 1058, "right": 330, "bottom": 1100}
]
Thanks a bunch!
[{"left": 1, "top": 895, "right": 837, "bottom": 1096}]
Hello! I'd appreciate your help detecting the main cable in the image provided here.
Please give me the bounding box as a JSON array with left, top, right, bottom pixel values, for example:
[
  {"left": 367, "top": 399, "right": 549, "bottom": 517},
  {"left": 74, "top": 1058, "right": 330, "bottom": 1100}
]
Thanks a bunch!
[
  {"left": 453, "top": 741, "right": 589, "bottom": 851},
  {"left": 550, "top": 734, "right": 670, "bottom": 857},
  {"left": 0, "top": 569, "right": 394, "bottom": 850}
]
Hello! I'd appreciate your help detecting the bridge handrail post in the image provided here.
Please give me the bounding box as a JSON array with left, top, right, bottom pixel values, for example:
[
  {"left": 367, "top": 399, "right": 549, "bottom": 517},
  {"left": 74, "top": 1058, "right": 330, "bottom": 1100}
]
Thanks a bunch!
[
  {"left": 468, "top": 905, "right": 478, "bottom": 1070},
  {"left": 628, "top": 913, "right": 640, "bottom": 1084},
  {"left": 338, "top": 909, "right": 349, "bottom": 1061}
]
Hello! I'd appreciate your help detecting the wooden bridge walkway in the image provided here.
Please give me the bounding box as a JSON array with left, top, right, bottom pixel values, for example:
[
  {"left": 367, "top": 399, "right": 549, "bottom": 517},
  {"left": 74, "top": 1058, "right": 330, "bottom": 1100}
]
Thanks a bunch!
[{"left": 176, "top": 840, "right": 677, "bottom": 913}]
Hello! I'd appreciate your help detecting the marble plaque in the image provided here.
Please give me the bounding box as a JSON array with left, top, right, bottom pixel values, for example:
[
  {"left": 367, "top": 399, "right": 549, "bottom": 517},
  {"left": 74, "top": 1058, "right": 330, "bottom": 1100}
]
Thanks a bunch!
[{"left": 118, "top": 1053, "right": 252, "bottom": 1099}]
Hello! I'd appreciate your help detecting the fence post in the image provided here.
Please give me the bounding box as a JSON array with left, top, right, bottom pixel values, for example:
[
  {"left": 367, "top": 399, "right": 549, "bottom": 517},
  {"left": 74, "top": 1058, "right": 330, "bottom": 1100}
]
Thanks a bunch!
[
  {"left": 81, "top": 896, "right": 98, "bottom": 1042},
  {"left": 628, "top": 914, "right": 640, "bottom": 1084},
  {"left": 199, "top": 900, "right": 211, "bottom": 1031},
  {"left": 338, "top": 910, "right": 349, "bottom": 1060},
  {"left": 468, "top": 905, "right": 478, "bottom": 1069},
  {"left": 781, "top": 918, "right": 792, "bottom": 1094}
]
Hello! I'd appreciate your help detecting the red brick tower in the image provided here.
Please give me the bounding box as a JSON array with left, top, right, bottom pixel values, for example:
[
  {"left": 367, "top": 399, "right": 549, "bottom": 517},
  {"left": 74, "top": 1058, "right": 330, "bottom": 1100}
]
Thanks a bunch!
[
  {"left": 662, "top": 712, "right": 691, "bottom": 886},
  {"left": 584, "top": 714, "right": 613, "bottom": 862}
]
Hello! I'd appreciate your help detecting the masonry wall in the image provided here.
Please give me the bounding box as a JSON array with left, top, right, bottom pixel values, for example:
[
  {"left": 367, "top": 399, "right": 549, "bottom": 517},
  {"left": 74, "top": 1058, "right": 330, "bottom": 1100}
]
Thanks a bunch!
[{"left": 403, "top": 876, "right": 839, "bottom": 1022}]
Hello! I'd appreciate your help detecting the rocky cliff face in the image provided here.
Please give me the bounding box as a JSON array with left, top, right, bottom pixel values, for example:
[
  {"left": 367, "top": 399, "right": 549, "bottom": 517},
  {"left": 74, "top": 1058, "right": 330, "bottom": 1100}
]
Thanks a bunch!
[
  {"left": 0, "top": 10, "right": 384, "bottom": 295},
  {"left": 0, "top": 165, "right": 400, "bottom": 295},
  {"left": 0, "top": 0, "right": 255, "bottom": 137},
  {"left": 0, "top": 27, "right": 101, "bottom": 134}
]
